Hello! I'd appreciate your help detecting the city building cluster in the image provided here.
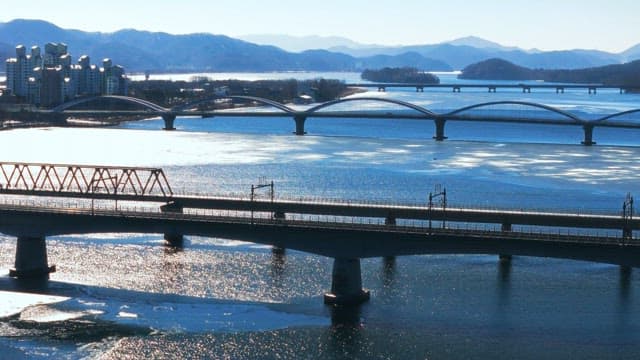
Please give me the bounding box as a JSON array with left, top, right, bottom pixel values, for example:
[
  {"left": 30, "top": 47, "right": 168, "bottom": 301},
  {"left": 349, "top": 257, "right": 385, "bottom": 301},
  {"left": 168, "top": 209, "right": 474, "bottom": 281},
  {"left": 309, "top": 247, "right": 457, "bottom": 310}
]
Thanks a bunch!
[{"left": 5, "top": 43, "right": 127, "bottom": 107}]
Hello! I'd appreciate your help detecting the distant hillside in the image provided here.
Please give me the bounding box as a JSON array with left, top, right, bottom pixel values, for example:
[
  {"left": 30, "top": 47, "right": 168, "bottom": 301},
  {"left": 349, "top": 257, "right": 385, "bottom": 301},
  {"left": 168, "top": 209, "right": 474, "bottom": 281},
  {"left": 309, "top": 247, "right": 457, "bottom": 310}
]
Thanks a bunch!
[
  {"left": 0, "top": 19, "right": 451, "bottom": 73},
  {"left": 460, "top": 58, "right": 640, "bottom": 86}
]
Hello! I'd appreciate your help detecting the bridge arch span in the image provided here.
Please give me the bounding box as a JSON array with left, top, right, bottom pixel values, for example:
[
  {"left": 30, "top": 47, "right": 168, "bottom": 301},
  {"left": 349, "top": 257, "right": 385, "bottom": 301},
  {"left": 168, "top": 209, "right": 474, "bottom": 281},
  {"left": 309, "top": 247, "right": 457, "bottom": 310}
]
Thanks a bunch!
[
  {"left": 52, "top": 95, "right": 168, "bottom": 113},
  {"left": 595, "top": 108, "right": 640, "bottom": 124},
  {"left": 444, "top": 100, "right": 584, "bottom": 124},
  {"left": 174, "top": 95, "right": 295, "bottom": 113},
  {"left": 305, "top": 97, "right": 436, "bottom": 117}
]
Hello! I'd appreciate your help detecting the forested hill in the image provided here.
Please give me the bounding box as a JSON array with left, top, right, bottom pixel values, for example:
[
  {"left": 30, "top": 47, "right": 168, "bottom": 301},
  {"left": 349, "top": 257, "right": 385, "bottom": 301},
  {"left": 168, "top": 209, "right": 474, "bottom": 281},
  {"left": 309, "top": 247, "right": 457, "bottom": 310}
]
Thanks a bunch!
[{"left": 459, "top": 58, "right": 640, "bottom": 86}]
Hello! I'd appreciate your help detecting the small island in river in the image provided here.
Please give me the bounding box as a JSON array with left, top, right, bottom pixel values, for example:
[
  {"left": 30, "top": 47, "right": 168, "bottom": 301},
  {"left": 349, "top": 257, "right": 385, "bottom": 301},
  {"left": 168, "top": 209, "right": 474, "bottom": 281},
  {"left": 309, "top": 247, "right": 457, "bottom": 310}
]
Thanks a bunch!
[{"left": 361, "top": 67, "right": 440, "bottom": 84}]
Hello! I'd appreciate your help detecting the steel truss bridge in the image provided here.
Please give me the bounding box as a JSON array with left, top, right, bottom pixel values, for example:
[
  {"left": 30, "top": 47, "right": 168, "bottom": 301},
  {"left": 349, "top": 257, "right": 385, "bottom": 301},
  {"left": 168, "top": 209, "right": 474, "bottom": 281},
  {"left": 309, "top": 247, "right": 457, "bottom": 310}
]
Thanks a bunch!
[
  {"left": 34, "top": 93, "right": 640, "bottom": 146},
  {"left": 0, "top": 162, "right": 638, "bottom": 306}
]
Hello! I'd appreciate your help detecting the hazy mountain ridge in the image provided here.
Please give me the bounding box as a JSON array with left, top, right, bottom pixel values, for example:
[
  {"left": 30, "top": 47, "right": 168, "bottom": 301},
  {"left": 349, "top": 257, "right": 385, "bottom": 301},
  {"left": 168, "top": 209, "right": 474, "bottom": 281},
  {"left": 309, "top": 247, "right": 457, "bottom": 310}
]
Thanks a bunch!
[
  {"left": 0, "top": 19, "right": 451, "bottom": 72},
  {"left": 0, "top": 19, "right": 638, "bottom": 73},
  {"left": 238, "top": 34, "right": 376, "bottom": 52}
]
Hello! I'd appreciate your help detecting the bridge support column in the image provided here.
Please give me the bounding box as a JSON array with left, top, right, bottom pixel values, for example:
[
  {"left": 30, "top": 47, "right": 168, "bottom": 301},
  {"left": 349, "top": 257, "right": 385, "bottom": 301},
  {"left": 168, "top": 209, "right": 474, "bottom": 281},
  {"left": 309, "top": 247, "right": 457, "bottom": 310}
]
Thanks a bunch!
[
  {"left": 10, "top": 236, "right": 56, "bottom": 278},
  {"left": 499, "top": 254, "right": 512, "bottom": 263},
  {"left": 293, "top": 114, "right": 307, "bottom": 135},
  {"left": 272, "top": 246, "right": 286, "bottom": 255},
  {"left": 160, "top": 201, "right": 184, "bottom": 247},
  {"left": 162, "top": 114, "right": 177, "bottom": 130},
  {"left": 324, "top": 258, "right": 370, "bottom": 306},
  {"left": 589, "top": 87, "right": 597, "bottom": 95},
  {"left": 385, "top": 215, "right": 396, "bottom": 226},
  {"left": 581, "top": 124, "right": 596, "bottom": 146},
  {"left": 273, "top": 211, "right": 286, "bottom": 220},
  {"left": 556, "top": 87, "right": 565, "bottom": 94},
  {"left": 433, "top": 118, "right": 447, "bottom": 141}
]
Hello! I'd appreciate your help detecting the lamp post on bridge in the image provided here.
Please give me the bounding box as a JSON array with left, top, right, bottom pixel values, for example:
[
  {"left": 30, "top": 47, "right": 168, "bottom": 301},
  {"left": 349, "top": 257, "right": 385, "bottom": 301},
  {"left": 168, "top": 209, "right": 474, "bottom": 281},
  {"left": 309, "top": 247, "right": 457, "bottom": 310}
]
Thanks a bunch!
[{"left": 428, "top": 184, "right": 447, "bottom": 232}]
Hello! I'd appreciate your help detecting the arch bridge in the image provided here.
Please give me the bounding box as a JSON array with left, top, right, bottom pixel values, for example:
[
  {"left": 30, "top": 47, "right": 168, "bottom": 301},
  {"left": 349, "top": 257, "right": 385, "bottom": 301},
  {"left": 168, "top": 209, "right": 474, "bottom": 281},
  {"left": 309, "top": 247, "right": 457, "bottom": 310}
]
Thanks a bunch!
[{"left": 47, "top": 95, "right": 640, "bottom": 146}]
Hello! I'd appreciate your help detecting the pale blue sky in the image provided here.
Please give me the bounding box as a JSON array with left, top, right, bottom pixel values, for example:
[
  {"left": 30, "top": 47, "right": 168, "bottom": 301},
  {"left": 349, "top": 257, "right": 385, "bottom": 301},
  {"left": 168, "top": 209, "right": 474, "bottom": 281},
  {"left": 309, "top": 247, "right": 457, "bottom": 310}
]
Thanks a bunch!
[{"left": 1, "top": 0, "right": 638, "bottom": 52}]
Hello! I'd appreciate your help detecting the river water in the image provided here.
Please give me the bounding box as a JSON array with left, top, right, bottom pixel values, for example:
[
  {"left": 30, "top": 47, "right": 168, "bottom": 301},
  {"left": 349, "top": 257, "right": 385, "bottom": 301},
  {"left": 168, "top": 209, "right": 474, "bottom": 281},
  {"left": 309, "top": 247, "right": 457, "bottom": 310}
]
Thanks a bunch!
[{"left": 1, "top": 73, "right": 640, "bottom": 359}]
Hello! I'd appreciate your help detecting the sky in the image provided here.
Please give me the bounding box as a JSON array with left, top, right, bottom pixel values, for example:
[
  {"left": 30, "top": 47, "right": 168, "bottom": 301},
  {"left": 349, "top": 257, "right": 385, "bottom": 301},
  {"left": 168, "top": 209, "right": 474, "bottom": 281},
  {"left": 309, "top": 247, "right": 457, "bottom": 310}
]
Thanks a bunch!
[{"left": 1, "top": 0, "right": 639, "bottom": 53}]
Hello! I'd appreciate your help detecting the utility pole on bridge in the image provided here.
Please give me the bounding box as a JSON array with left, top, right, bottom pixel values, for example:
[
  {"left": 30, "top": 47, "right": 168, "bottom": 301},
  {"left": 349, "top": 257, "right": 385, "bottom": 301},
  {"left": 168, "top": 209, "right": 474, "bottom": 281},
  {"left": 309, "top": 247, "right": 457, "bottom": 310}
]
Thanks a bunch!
[
  {"left": 623, "top": 193, "right": 634, "bottom": 245},
  {"left": 429, "top": 184, "right": 447, "bottom": 231},
  {"left": 250, "top": 177, "right": 274, "bottom": 224}
]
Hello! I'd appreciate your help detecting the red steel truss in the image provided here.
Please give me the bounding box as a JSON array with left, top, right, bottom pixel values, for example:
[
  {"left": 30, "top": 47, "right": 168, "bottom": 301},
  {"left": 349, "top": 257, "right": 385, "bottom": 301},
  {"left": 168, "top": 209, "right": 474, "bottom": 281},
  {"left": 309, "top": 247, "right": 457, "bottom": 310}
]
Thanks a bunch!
[{"left": 0, "top": 162, "right": 173, "bottom": 197}]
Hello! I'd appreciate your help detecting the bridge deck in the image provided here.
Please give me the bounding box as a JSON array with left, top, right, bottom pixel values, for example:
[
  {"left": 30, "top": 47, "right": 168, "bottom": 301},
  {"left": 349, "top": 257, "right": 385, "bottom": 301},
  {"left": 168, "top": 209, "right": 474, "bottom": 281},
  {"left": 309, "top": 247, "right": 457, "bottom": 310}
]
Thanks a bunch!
[
  {"left": 0, "top": 188, "right": 634, "bottom": 232},
  {"left": 0, "top": 203, "right": 638, "bottom": 265}
]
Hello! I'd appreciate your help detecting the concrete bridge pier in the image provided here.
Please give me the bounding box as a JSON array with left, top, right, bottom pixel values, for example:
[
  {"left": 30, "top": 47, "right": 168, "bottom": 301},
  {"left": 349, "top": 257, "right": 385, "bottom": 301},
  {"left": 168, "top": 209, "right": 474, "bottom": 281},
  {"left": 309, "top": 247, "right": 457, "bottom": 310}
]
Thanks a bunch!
[
  {"left": 293, "top": 114, "right": 307, "bottom": 135},
  {"left": 385, "top": 214, "right": 396, "bottom": 226},
  {"left": 433, "top": 118, "right": 448, "bottom": 141},
  {"left": 272, "top": 246, "right": 286, "bottom": 255},
  {"left": 160, "top": 201, "right": 184, "bottom": 247},
  {"left": 9, "top": 236, "right": 56, "bottom": 278},
  {"left": 273, "top": 211, "right": 286, "bottom": 221},
  {"left": 162, "top": 114, "right": 177, "bottom": 130},
  {"left": 582, "top": 124, "right": 596, "bottom": 146},
  {"left": 324, "top": 257, "right": 370, "bottom": 306}
]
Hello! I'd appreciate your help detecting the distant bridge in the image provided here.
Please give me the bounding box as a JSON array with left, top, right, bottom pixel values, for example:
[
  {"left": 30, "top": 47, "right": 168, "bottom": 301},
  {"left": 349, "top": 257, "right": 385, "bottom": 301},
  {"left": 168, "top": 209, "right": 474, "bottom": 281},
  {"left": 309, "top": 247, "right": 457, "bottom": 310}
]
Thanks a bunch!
[
  {"left": 36, "top": 94, "right": 640, "bottom": 146},
  {"left": 1, "top": 162, "right": 638, "bottom": 306},
  {"left": 345, "top": 82, "right": 634, "bottom": 94}
]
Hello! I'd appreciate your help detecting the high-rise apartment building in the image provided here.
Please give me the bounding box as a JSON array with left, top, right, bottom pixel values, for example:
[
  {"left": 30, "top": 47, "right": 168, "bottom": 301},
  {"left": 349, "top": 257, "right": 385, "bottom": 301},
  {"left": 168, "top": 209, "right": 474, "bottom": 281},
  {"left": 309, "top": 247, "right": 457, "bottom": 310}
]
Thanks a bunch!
[{"left": 5, "top": 42, "right": 127, "bottom": 107}]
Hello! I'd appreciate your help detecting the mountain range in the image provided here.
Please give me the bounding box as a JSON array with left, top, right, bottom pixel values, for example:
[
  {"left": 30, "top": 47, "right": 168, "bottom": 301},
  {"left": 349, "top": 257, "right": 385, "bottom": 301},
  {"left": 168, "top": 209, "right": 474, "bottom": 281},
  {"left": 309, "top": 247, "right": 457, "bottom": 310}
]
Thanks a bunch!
[{"left": 1, "top": 19, "right": 639, "bottom": 74}]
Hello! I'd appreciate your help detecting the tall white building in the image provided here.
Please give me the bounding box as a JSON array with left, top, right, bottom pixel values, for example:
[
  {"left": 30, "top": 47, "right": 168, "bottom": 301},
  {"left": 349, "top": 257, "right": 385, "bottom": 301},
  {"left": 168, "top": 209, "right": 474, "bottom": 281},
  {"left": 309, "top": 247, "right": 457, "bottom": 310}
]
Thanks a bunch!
[
  {"left": 5, "top": 45, "right": 42, "bottom": 98},
  {"left": 5, "top": 43, "right": 127, "bottom": 107}
]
